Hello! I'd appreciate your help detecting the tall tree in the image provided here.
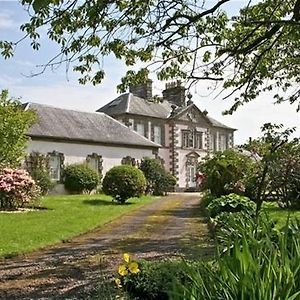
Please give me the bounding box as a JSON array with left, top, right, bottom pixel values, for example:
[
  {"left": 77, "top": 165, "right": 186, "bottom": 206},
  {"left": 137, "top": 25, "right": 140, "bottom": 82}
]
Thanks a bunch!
[
  {"left": 0, "top": 90, "right": 36, "bottom": 167},
  {"left": 1, "top": 0, "right": 300, "bottom": 112}
]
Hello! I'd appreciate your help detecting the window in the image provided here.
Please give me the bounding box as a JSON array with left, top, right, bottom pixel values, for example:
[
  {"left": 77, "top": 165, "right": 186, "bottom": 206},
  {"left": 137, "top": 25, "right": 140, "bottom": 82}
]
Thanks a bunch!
[
  {"left": 182, "top": 130, "right": 203, "bottom": 149},
  {"left": 87, "top": 157, "right": 99, "bottom": 171},
  {"left": 195, "top": 132, "right": 203, "bottom": 149},
  {"left": 128, "top": 118, "right": 134, "bottom": 129},
  {"left": 219, "top": 134, "right": 227, "bottom": 151},
  {"left": 136, "top": 123, "right": 145, "bottom": 136},
  {"left": 153, "top": 125, "right": 162, "bottom": 144},
  {"left": 48, "top": 152, "right": 63, "bottom": 181},
  {"left": 121, "top": 156, "right": 137, "bottom": 166},
  {"left": 86, "top": 153, "right": 103, "bottom": 174},
  {"left": 182, "top": 131, "right": 189, "bottom": 148}
]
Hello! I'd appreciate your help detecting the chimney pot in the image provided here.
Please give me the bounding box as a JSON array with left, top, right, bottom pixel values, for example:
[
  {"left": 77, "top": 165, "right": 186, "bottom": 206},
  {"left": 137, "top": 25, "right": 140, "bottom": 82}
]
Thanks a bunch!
[{"left": 129, "top": 79, "right": 153, "bottom": 100}]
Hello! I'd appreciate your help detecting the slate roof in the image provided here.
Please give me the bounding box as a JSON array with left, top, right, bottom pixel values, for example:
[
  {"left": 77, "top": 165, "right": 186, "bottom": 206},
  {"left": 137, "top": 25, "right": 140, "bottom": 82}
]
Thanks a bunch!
[
  {"left": 97, "top": 93, "right": 173, "bottom": 119},
  {"left": 24, "top": 102, "right": 159, "bottom": 148},
  {"left": 97, "top": 93, "right": 236, "bottom": 130}
]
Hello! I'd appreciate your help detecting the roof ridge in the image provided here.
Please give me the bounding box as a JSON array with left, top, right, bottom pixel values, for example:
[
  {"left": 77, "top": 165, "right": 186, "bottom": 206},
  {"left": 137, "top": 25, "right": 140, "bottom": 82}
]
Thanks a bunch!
[{"left": 25, "top": 101, "right": 105, "bottom": 116}]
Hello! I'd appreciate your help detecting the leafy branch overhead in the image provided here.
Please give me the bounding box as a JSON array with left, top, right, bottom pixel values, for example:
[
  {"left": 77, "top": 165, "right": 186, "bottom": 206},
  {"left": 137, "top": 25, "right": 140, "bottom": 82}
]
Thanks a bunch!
[{"left": 1, "top": 0, "right": 300, "bottom": 112}]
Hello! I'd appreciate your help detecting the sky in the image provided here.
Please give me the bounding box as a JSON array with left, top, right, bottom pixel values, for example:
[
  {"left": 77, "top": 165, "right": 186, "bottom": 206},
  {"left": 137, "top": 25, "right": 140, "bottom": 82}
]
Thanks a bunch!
[{"left": 0, "top": 0, "right": 299, "bottom": 145}]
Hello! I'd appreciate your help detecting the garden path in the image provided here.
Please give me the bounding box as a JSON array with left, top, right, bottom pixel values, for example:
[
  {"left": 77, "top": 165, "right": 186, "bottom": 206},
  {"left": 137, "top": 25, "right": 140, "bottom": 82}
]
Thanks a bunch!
[{"left": 0, "top": 193, "right": 213, "bottom": 299}]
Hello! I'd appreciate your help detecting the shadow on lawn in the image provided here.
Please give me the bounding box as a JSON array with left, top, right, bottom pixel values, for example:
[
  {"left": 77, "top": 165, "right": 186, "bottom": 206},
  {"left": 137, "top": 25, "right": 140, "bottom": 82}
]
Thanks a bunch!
[{"left": 82, "top": 199, "right": 134, "bottom": 206}]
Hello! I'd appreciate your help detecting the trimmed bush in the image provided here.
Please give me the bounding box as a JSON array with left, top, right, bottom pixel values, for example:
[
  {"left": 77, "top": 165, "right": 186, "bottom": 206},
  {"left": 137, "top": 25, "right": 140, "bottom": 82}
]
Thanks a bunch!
[
  {"left": 102, "top": 165, "right": 146, "bottom": 203},
  {"left": 207, "top": 193, "right": 255, "bottom": 218},
  {"left": 64, "top": 163, "right": 100, "bottom": 193},
  {"left": 0, "top": 168, "right": 40, "bottom": 209},
  {"left": 139, "top": 157, "right": 176, "bottom": 195}
]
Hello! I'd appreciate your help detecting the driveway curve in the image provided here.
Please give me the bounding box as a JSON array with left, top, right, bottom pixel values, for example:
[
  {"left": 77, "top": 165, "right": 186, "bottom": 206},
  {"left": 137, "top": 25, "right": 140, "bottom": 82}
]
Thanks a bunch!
[{"left": 0, "top": 193, "right": 213, "bottom": 299}]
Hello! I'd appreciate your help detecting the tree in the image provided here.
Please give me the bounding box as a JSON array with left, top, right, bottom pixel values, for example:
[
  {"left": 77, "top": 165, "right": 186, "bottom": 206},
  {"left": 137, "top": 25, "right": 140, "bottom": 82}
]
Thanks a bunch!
[
  {"left": 243, "top": 123, "right": 297, "bottom": 213},
  {"left": 0, "top": 90, "right": 36, "bottom": 167},
  {"left": 1, "top": 0, "right": 300, "bottom": 112}
]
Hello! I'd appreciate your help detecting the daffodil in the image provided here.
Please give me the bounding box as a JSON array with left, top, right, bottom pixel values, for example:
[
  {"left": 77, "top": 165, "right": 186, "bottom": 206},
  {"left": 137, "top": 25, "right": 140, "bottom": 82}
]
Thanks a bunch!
[
  {"left": 123, "top": 253, "right": 130, "bottom": 263},
  {"left": 114, "top": 278, "right": 122, "bottom": 288},
  {"left": 128, "top": 261, "right": 140, "bottom": 274},
  {"left": 118, "top": 264, "right": 128, "bottom": 276}
]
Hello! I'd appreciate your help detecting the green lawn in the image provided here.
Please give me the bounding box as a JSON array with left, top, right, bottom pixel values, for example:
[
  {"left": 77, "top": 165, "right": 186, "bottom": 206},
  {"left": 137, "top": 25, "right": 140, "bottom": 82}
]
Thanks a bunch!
[
  {"left": 262, "top": 202, "right": 300, "bottom": 227},
  {"left": 0, "top": 194, "right": 157, "bottom": 258}
]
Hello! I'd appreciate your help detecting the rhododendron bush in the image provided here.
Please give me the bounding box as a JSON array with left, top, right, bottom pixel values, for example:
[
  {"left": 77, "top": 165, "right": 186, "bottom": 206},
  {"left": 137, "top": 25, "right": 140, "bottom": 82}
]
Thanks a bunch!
[{"left": 0, "top": 168, "right": 40, "bottom": 210}]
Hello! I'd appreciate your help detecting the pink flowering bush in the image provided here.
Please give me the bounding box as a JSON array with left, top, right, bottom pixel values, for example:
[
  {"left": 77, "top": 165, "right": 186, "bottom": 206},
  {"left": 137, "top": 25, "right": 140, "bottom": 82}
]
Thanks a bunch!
[{"left": 0, "top": 168, "right": 40, "bottom": 210}]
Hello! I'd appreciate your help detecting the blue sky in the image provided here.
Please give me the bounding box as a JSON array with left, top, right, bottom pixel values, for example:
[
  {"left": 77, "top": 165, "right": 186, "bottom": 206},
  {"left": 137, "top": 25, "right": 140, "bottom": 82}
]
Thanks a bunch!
[{"left": 0, "top": 0, "right": 299, "bottom": 144}]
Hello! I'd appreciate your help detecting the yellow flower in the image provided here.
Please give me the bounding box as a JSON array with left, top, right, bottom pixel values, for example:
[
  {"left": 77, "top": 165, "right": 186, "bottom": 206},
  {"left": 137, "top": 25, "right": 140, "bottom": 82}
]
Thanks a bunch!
[
  {"left": 118, "top": 264, "right": 128, "bottom": 276},
  {"left": 128, "top": 261, "right": 140, "bottom": 274},
  {"left": 114, "top": 278, "right": 122, "bottom": 288},
  {"left": 123, "top": 253, "right": 130, "bottom": 263}
]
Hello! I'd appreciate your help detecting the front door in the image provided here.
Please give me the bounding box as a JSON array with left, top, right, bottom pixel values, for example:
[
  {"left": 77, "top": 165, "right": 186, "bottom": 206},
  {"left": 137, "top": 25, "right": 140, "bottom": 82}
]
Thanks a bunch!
[{"left": 187, "top": 165, "right": 197, "bottom": 188}]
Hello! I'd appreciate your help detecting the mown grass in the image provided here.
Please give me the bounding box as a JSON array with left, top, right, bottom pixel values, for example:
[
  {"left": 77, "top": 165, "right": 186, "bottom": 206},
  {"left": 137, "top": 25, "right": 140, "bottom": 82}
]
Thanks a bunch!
[
  {"left": 262, "top": 201, "right": 300, "bottom": 227},
  {"left": 0, "top": 194, "right": 157, "bottom": 258}
]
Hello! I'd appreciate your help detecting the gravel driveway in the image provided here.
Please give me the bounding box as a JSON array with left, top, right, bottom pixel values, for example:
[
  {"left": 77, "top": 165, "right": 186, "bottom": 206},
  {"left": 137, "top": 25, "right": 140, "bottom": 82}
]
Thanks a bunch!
[{"left": 0, "top": 193, "right": 213, "bottom": 299}]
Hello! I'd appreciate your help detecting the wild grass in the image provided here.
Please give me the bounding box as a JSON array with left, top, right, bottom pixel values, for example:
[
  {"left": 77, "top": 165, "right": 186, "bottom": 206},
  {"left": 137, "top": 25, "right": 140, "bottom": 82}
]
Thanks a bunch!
[
  {"left": 0, "top": 194, "right": 156, "bottom": 258},
  {"left": 169, "top": 215, "right": 300, "bottom": 300}
]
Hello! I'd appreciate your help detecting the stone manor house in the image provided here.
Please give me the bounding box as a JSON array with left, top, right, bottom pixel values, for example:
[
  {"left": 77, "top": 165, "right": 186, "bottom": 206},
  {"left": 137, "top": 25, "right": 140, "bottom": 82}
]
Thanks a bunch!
[{"left": 25, "top": 80, "right": 235, "bottom": 191}]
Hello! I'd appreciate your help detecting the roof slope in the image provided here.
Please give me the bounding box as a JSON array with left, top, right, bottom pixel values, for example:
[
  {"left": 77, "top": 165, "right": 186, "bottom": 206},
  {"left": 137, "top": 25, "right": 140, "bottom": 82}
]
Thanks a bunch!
[
  {"left": 98, "top": 93, "right": 235, "bottom": 130},
  {"left": 97, "top": 93, "right": 172, "bottom": 119},
  {"left": 25, "top": 102, "right": 159, "bottom": 148}
]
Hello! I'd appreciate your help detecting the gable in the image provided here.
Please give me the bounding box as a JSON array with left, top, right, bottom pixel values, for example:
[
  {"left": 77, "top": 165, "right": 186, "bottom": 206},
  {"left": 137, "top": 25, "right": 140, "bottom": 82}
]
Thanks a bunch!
[{"left": 175, "top": 105, "right": 211, "bottom": 127}]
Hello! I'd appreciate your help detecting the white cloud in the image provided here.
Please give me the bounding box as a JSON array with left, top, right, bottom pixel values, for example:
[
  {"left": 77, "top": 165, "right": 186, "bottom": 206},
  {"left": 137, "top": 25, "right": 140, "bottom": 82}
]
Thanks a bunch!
[{"left": 0, "top": 11, "right": 16, "bottom": 29}]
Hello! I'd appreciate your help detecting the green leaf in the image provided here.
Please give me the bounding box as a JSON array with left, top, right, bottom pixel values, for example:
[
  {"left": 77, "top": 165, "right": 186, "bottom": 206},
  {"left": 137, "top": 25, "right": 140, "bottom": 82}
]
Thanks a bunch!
[{"left": 32, "top": 0, "right": 52, "bottom": 12}]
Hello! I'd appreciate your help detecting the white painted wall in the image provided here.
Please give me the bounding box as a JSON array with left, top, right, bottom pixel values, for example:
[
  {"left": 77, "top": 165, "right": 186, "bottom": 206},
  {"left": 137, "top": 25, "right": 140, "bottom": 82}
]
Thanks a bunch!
[{"left": 27, "top": 140, "right": 155, "bottom": 175}]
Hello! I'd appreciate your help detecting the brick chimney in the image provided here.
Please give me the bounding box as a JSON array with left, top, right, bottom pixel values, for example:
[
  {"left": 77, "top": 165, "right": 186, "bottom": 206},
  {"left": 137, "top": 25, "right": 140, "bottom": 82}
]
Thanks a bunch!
[
  {"left": 162, "top": 80, "right": 186, "bottom": 107},
  {"left": 129, "top": 79, "right": 153, "bottom": 100}
]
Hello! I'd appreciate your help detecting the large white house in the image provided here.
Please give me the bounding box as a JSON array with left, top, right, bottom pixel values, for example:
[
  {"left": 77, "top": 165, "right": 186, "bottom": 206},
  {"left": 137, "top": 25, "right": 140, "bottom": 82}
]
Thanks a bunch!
[
  {"left": 98, "top": 80, "right": 236, "bottom": 190},
  {"left": 24, "top": 80, "right": 235, "bottom": 191}
]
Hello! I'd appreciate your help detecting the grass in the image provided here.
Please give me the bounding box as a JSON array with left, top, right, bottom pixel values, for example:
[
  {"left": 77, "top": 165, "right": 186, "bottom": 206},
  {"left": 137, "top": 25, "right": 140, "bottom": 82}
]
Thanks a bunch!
[
  {"left": 262, "top": 201, "right": 300, "bottom": 227},
  {"left": 0, "top": 194, "right": 157, "bottom": 258}
]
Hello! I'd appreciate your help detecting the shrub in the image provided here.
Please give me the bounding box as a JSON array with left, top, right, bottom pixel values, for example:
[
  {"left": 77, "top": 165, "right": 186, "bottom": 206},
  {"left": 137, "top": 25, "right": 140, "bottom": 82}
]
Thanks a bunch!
[
  {"left": 206, "top": 193, "right": 255, "bottom": 218},
  {"left": 0, "top": 168, "right": 40, "bottom": 209},
  {"left": 64, "top": 163, "right": 100, "bottom": 193},
  {"left": 25, "top": 152, "right": 54, "bottom": 195},
  {"left": 199, "top": 149, "right": 254, "bottom": 197},
  {"left": 200, "top": 192, "right": 216, "bottom": 209},
  {"left": 30, "top": 169, "right": 54, "bottom": 196},
  {"left": 102, "top": 165, "right": 146, "bottom": 203},
  {"left": 139, "top": 157, "right": 176, "bottom": 195}
]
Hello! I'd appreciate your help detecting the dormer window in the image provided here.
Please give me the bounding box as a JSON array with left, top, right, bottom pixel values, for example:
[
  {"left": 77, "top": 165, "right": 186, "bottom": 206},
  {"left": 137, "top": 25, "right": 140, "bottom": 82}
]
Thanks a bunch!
[{"left": 136, "top": 123, "right": 145, "bottom": 136}]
